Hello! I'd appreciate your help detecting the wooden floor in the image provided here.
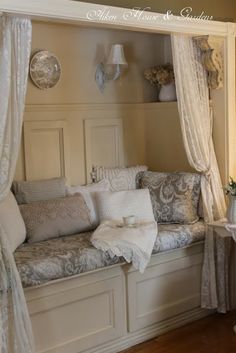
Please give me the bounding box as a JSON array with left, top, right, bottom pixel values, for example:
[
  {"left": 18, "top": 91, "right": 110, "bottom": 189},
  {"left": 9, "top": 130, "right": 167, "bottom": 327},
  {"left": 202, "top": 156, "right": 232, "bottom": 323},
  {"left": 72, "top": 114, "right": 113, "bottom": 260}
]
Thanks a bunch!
[{"left": 121, "top": 311, "right": 236, "bottom": 353}]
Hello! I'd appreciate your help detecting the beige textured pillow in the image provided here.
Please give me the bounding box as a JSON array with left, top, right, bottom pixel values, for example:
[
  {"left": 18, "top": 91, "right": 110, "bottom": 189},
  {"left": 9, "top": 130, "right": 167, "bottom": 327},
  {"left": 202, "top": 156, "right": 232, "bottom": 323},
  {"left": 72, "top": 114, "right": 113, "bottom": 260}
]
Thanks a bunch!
[
  {"left": 0, "top": 192, "right": 26, "bottom": 252},
  {"left": 12, "top": 177, "right": 66, "bottom": 204},
  {"left": 20, "top": 194, "right": 92, "bottom": 243}
]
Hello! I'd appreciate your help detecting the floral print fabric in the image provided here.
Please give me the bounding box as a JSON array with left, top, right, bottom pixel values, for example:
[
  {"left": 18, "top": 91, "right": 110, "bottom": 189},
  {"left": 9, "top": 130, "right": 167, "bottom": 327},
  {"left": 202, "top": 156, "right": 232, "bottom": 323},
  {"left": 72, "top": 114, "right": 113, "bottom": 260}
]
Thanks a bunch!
[
  {"left": 154, "top": 221, "right": 205, "bottom": 253},
  {"left": 14, "top": 221, "right": 205, "bottom": 288},
  {"left": 137, "top": 171, "right": 201, "bottom": 224}
]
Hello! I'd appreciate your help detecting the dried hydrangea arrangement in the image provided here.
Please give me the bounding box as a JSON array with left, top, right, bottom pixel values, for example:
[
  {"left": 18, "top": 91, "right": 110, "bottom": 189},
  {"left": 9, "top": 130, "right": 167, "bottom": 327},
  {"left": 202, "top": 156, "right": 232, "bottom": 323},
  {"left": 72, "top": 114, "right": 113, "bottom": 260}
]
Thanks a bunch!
[{"left": 144, "top": 63, "right": 174, "bottom": 87}]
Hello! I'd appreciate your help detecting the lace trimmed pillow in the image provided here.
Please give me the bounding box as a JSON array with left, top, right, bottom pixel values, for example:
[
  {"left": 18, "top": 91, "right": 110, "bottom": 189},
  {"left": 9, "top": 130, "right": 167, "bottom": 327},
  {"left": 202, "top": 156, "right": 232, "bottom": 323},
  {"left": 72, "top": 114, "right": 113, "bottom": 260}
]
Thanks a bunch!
[
  {"left": 93, "top": 165, "right": 148, "bottom": 191},
  {"left": 138, "top": 171, "right": 201, "bottom": 224},
  {"left": 20, "top": 193, "right": 93, "bottom": 243}
]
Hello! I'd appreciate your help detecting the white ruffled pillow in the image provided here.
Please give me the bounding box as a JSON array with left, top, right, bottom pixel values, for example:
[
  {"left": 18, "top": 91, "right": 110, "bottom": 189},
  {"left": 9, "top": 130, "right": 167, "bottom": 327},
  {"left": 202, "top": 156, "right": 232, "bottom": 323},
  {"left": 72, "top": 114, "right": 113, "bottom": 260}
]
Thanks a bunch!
[
  {"left": 66, "top": 179, "right": 110, "bottom": 227},
  {"left": 0, "top": 192, "right": 26, "bottom": 252},
  {"left": 95, "top": 189, "right": 155, "bottom": 223},
  {"left": 93, "top": 165, "right": 148, "bottom": 191}
]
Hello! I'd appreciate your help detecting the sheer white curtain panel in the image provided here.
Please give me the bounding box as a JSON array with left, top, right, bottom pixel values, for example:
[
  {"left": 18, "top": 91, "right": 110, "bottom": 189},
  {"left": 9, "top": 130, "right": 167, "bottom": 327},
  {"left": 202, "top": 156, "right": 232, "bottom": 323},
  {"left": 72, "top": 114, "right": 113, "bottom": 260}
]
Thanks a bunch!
[
  {"left": 171, "top": 34, "right": 228, "bottom": 312},
  {"left": 0, "top": 16, "right": 35, "bottom": 353}
]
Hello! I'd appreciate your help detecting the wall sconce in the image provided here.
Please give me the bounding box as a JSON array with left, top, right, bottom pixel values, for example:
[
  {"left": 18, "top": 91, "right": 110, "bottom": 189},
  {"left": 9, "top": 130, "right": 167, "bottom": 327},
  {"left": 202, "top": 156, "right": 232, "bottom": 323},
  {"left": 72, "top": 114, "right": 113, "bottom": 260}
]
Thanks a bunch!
[{"left": 95, "top": 44, "right": 128, "bottom": 92}]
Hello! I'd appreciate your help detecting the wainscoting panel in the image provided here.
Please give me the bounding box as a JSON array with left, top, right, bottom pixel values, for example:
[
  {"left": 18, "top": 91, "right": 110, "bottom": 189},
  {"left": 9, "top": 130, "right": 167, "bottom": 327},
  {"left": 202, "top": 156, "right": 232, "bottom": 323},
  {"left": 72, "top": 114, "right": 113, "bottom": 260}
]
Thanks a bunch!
[
  {"left": 23, "top": 120, "right": 69, "bottom": 181},
  {"left": 26, "top": 266, "right": 126, "bottom": 353},
  {"left": 84, "top": 118, "right": 124, "bottom": 181},
  {"left": 16, "top": 104, "right": 147, "bottom": 184},
  {"left": 126, "top": 243, "right": 204, "bottom": 332}
]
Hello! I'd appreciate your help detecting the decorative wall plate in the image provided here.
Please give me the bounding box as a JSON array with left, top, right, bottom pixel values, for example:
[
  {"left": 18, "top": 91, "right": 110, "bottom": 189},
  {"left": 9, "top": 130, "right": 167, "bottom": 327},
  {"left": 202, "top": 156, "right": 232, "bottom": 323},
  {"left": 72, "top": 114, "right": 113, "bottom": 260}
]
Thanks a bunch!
[{"left": 29, "top": 51, "right": 61, "bottom": 90}]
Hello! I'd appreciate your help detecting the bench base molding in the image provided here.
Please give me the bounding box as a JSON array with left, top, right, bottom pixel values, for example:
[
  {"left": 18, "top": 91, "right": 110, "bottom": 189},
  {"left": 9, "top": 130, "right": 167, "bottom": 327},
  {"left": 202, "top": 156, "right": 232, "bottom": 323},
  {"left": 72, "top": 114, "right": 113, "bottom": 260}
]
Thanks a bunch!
[
  {"left": 25, "top": 242, "right": 212, "bottom": 353},
  {"left": 85, "top": 307, "right": 212, "bottom": 353}
]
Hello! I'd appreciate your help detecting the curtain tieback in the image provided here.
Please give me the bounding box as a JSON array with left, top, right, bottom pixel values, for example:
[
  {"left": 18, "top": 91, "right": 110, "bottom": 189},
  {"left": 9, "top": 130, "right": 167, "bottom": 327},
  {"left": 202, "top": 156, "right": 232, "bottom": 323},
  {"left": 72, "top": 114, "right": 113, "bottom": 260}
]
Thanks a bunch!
[{"left": 202, "top": 169, "right": 212, "bottom": 182}]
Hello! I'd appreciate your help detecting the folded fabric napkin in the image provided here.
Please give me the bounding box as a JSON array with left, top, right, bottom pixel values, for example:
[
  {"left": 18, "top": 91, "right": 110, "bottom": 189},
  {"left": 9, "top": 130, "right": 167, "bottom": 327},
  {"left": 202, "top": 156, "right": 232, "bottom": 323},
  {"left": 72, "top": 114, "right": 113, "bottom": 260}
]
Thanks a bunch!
[{"left": 91, "top": 220, "right": 158, "bottom": 273}]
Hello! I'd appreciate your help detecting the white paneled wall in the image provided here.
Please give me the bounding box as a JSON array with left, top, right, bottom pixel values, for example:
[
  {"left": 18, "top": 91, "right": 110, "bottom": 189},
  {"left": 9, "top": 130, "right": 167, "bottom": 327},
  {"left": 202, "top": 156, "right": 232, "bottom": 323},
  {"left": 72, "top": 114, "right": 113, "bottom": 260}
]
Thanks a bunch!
[{"left": 16, "top": 104, "right": 147, "bottom": 184}]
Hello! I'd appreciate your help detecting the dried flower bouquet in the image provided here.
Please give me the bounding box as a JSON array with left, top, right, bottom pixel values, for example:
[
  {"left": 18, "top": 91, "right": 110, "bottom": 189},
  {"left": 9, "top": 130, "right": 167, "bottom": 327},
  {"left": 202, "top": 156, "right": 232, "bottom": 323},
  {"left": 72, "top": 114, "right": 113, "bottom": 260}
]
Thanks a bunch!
[{"left": 144, "top": 63, "right": 174, "bottom": 87}]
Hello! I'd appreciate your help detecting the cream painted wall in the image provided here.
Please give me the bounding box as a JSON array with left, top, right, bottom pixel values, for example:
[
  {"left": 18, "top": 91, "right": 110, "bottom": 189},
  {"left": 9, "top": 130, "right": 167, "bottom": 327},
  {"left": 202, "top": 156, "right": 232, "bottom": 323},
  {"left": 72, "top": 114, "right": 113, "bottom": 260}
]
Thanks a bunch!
[
  {"left": 18, "top": 21, "right": 193, "bottom": 183},
  {"left": 145, "top": 103, "right": 192, "bottom": 173},
  {"left": 18, "top": 20, "right": 227, "bottom": 184},
  {"left": 18, "top": 22, "right": 168, "bottom": 183},
  {"left": 26, "top": 22, "right": 166, "bottom": 105},
  {"left": 211, "top": 89, "right": 227, "bottom": 184}
]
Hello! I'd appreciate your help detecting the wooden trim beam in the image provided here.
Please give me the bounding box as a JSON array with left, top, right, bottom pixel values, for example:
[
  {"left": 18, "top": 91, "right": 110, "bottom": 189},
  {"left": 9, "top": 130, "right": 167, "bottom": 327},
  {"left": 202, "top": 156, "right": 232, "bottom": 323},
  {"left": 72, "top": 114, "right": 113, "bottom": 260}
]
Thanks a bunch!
[{"left": 1, "top": 1, "right": 235, "bottom": 36}]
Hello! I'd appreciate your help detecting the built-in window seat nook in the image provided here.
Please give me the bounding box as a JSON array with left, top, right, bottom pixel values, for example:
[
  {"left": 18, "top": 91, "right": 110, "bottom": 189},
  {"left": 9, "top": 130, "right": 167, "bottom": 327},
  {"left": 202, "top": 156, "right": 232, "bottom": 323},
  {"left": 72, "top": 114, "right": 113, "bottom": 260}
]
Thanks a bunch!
[
  {"left": 1, "top": 3, "right": 235, "bottom": 353},
  {"left": 16, "top": 234, "right": 206, "bottom": 353},
  {"left": 15, "top": 229, "right": 207, "bottom": 353},
  {"left": 7, "top": 171, "right": 209, "bottom": 353}
]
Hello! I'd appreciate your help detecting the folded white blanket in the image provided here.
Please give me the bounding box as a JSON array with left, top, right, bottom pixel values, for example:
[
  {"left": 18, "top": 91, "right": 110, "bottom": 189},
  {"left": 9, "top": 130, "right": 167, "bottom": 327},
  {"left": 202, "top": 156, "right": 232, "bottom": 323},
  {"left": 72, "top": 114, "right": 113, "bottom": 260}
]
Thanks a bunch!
[{"left": 91, "top": 221, "right": 158, "bottom": 273}]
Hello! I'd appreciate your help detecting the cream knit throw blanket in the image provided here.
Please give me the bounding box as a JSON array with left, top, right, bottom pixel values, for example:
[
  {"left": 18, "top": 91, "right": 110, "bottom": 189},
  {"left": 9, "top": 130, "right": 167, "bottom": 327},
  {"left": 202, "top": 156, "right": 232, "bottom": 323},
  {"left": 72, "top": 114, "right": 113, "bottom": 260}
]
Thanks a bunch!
[{"left": 91, "top": 221, "right": 158, "bottom": 273}]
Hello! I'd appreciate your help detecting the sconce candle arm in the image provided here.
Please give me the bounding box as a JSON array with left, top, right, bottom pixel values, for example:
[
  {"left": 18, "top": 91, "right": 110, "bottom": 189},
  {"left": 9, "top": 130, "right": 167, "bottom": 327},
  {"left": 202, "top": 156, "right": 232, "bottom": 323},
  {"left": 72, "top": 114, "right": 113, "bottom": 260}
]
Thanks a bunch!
[
  {"left": 105, "top": 64, "right": 121, "bottom": 81},
  {"left": 95, "top": 63, "right": 123, "bottom": 92},
  {"left": 95, "top": 44, "right": 127, "bottom": 93}
]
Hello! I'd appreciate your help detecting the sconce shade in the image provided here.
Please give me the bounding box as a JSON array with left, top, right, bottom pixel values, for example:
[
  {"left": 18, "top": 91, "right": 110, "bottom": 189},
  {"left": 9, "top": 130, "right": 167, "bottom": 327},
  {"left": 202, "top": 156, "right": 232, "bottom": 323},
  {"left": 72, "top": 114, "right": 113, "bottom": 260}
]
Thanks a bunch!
[{"left": 106, "top": 44, "right": 128, "bottom": 66}]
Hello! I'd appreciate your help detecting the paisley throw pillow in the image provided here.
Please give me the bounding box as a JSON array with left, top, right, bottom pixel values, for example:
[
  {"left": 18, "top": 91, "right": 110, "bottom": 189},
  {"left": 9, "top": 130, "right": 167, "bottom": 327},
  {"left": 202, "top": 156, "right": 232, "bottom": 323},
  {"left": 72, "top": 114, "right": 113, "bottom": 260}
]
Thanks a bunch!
[{"left": 138, "top": 171, "right": 201, "bottom": 224}]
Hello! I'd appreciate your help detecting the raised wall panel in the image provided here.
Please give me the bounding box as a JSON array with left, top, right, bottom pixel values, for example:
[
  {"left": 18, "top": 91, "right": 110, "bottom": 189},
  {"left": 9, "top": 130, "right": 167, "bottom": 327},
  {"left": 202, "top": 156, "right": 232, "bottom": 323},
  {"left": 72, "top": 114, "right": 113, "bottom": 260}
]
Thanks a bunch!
[
  {"left": 26, "top": 267, "right": 126, "bottom": 353},
  {"left": 126, "top": 244, "right": 204, "bottom": 332},
  {"left": 16, "top": 104, "right": 147, "bottom": 184},
  {"left": 23, "top": 120, "right": 69, "bottom": 181},
  {"left": 84, "top": 118, "right": 124, "bottom": 182}
]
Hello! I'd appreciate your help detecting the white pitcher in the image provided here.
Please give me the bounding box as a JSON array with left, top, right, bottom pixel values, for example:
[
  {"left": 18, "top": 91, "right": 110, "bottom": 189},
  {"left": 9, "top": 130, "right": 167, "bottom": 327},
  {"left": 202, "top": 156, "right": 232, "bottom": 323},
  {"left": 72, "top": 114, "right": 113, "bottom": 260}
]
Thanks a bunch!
[
  {"left": 158, "top": 82, "right": 177, "bottom": 102},
  {"left": 227, "top": 195, "right": 236, "bottom": 223}
]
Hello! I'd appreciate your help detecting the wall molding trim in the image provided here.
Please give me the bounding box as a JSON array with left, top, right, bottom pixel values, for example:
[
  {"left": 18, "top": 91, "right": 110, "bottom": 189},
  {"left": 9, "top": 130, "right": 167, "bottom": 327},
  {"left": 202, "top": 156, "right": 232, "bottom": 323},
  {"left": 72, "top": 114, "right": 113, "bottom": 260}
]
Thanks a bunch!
[
  {"left": 1, "top": 1, "right": 236, "bottom": 36},
  {"left": 24, "top": 102, "right": 178, "bottom": 113},
  {"left": 84, "top": 307, "right": 213, "bottom": 353}
]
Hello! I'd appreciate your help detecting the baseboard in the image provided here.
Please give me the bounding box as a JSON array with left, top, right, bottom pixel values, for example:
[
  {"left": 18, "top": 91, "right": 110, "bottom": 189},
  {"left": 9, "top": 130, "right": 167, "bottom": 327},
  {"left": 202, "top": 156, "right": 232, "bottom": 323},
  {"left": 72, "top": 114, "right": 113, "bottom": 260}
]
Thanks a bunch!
[{"left": 85, "top": 307, "right": 214, "bottom": 353}]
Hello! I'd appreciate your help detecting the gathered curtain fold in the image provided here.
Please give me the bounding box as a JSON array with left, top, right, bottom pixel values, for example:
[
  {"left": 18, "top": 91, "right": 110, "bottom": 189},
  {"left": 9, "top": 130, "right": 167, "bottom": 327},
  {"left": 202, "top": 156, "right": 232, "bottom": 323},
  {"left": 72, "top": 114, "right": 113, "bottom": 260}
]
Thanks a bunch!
[
  {"left": 0, "top": 16, "right": 35, "bottom": 353},
  {"left": 171, "top": 34, "right": 226, "bottom": 222},
  {"left": 171, "top": 34, "right": 229, "bottom": 312}
]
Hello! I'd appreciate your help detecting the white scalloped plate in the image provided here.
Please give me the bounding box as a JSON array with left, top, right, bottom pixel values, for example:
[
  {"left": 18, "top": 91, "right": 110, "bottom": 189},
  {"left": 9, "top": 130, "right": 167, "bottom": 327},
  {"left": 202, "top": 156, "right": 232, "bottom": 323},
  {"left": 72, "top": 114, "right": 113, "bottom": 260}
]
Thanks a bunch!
[{"left": 29, "top": 51, "right": 61, "bottom": 90}]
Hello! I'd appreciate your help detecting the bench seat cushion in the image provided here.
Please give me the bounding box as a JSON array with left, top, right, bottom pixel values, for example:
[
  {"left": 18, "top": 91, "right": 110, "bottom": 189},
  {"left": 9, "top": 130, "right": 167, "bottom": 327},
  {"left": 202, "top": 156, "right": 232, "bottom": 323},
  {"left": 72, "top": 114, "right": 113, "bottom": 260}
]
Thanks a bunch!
[
  {"left": 15, "top": 221, "right": 205, "bottom": 288},
  {"left": 153, "top": 221, "right": 205, "bottom": 254}
]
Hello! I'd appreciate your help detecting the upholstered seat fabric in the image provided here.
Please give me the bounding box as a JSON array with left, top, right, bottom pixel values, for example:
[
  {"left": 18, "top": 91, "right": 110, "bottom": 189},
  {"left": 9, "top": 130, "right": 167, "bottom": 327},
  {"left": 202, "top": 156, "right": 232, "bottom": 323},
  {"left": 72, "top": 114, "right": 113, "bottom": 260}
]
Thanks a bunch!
[{"left": 15, "top": 221, "right": 205, "bottom": 288}]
